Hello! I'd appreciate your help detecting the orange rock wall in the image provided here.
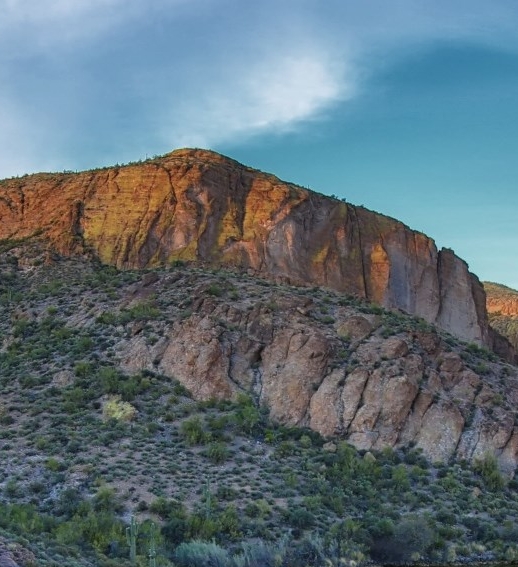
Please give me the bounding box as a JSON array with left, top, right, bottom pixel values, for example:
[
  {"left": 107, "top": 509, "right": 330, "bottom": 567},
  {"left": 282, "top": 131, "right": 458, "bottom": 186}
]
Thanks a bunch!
[{"left": 0, "top": 149, "right": 493, "bottom": 346}]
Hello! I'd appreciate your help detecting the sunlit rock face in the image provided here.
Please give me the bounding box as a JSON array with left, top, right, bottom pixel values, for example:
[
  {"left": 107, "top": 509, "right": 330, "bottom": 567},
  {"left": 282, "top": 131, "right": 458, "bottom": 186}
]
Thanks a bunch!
[{"left": 0, "top": 148, "right": 509, "bottom": 356}]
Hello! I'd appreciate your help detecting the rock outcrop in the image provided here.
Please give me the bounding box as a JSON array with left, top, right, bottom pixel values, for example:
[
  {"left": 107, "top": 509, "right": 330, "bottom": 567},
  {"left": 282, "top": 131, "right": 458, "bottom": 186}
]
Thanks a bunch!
[
  {"left": 0, "top": 148, "right": 501, "bottom": 350},
  {"left": 485, "top": 282, "right": 518, "bottom": 316},
  {"left": 108, "top": 268, "right": 518, "bottom": 473}
]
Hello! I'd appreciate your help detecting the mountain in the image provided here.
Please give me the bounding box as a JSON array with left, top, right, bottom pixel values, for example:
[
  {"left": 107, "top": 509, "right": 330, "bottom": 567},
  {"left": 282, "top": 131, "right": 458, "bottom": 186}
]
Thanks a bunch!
[
  {"left": 485, "top": 281, "right": 518, "bottom": 351},
  {"left": 3, "top": 150, "right": 518, "bottom": 565},
  {"left": 1, "top": 148, "right": 513, "bottom": 362}
]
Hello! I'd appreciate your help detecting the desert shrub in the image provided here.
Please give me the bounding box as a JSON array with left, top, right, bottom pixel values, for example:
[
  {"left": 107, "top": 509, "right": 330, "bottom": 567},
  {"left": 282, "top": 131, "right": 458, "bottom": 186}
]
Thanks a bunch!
[
  {"left": 204, "top": 441, "right": 230, "bottom": 464},
  {"left": 93, "top": 486, "right": 121, "bottom": 514},
  {"left": 102, "top": 395, "right": 137, "bottom": 422},
  {"left": 473, "top": 453, "right": 505, "bottom": 491},
  {"left": 235, "top": 539, "right": 286, "bottom": 567},
  {"left": 55, "top": 488, "right": 83, "bottom": 519},
  {"left": 462, "top": 516, "right": 498, "bottom": 542},
  {"left": 216, "top": 486, "right": 238, "bottom": 501},
  {"left": 370, "top": 515, "right": 434, "bottom": 562},
  {"left": 366, "top": 517, "right": 395, "bottom": 539},
  {"left": 119, "top": 300, "right": 160, "bottom": 322},
  {"left": 285, "top": 506, "right": 315, "bottom": 529},
  {"left": 149, "top": 497, "right": 185, "bottom": 519},
  {"left": 74, "top": 360, "right": 93, "bottom": 378},
  {"left": 180, "top": 416, "right": 207, "bottom": 445},
  {"left": 162, "top": 515, "right": 188, "bottom": 546},
  {"left": 56, "top": 510, "right": 125, "bottom": 554},
  {"left": 0, "top": 502, "right": 56, "bottom": 534},
  {"left": 4, "top": 479, "right": 20, "bottom": 498},
  {"left": 275, "top": 440, "right": 297, "bottom": 458},
  {"left": 218, "top": 505, "right": 241, "bottom": 540},
  {"left": 185, "top": 515, "right": 219, "bottom": 542},
  {"left": 390, "top": 464, "right": 410, "bottom": 491},
  {"left": 97, "top": 367, "right": 149, "bottom": 400},
  {"left": 233, "top": 395, "right": 263, "bottom": 435},
  {"left": 96, "top": 311, "right": 118, "bottom": 325},
  {"left": 206, "top": 284, "right": 224, "bottom": 297},
  {"left": 174, "top": 540, "right": 233, "bottom": 567},
  {"left": 45, "top": 457, "right": 65, "bottom": 472}
]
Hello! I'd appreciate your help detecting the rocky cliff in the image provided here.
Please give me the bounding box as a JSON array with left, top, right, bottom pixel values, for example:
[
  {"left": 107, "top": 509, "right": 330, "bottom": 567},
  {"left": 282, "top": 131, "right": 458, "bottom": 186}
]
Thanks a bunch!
[
  {"left": 0, "top": 148, "right": 511, "bottom": 356},
  {"left": 114, "top": 270, "right": 518, "bottom": 472}
]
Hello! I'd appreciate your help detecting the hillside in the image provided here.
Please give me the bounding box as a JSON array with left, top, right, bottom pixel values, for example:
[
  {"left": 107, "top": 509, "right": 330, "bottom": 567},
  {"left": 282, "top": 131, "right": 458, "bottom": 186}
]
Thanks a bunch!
[
  {"left": 1, "top": 148, "right": 514, "bottom": 362},
  {"left": 1, "top": 243, "right": 518, "bottom": 565},
  {"left": 2, "top": 150, "right": 518, "bottom": 566}
]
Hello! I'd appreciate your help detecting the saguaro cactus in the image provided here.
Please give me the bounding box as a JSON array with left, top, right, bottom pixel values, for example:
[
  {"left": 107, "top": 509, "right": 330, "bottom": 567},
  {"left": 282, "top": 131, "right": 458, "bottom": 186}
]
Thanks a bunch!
[
  {"left": 126, "top": 515, "right": 139, "bottom": 565},
  {"left": 148, "top": 522, "right": 157, "bottom": 567},
  {"left": 203, "top": 479, "right": 213, "bottom": 519}
]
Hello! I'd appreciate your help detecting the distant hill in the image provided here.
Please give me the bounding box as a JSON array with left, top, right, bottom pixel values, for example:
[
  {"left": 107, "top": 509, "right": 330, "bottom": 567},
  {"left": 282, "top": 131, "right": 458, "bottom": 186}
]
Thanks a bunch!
[
  {"left": 2, "top": 150, "right": 518, "bottom": 565},
  {"left": 485, "top": 281, "right": 518, "bottom": 351}
]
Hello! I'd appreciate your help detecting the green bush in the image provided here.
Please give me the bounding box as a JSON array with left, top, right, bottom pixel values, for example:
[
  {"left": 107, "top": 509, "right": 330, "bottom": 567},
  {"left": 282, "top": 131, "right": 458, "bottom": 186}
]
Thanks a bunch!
[
  {"left": 174, "top": 540, "right": 232, "bottom": 567},
  {"left": 286, "top": 506, "right": 315, "bottom": 529},
  {"left": 204, "top": 441, "right": 230, "bottom": 464},
  {"left": 46, "top": 457, "right": 65, "bottom": 472},
  {"left": 473, "top": 454, "right": 505, "bottom": 491},
  {"left": 370, "top": 515, "right": 434, "bottom": 562},
  {"left": 235, "top": 540, "right": 286, "bottom": 567},
  {"left": 180, "top": 416, "right": 207, "bottom": 445}
]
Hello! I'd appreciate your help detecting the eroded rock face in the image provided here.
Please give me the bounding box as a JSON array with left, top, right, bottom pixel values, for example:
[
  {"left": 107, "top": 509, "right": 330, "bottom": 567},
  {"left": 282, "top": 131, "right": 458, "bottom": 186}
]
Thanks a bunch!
[
  {"left": 0, "top": 148, "right": 501, "bottom": 349},
  {"left": 485, "top": 282, "right": 518, "bottom": 316},
  {"left": 110, "top": 270, "right": 518, "bottom": 473}
]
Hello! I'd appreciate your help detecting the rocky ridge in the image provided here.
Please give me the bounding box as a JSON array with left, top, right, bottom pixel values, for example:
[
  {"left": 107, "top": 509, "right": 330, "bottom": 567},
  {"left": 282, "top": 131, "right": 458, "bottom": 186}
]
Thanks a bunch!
[{"left": 1, "top": 149, "right": 513, "bottom": 361}]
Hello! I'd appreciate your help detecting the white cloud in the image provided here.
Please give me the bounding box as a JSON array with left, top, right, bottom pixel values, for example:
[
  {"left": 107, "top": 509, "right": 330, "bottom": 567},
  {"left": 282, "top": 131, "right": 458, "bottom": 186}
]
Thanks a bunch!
[{"left": 167, "top": 50, "right": 351, "bottom": 148}]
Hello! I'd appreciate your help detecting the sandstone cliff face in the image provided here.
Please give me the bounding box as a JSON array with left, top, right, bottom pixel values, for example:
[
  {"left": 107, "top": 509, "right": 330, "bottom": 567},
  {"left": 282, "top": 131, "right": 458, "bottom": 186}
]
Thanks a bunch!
[
  {"left": 0, "top": 149, "right": 496, "bottom": 349},
  {"left": 485, "top": 282, "right": 518, "bottom": 316}
]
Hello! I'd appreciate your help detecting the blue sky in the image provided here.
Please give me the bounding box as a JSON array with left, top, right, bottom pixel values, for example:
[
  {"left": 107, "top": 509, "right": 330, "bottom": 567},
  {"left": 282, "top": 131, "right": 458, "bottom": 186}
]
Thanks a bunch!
[{"left": 1, "top": 0, "right": 518, "bottom": 289}]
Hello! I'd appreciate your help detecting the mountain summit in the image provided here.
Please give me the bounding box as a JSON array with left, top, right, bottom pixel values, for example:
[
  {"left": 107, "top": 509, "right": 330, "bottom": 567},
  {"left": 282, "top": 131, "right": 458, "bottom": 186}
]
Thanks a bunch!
[{"left": 0, "top": 148, "right": 513, "bottom": 360}]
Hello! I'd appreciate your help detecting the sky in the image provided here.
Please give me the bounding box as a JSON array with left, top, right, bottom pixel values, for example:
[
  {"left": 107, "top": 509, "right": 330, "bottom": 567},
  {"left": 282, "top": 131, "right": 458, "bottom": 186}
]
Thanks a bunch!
[{"left": 1, "top": 0, "right": 518, "bottom": 289}]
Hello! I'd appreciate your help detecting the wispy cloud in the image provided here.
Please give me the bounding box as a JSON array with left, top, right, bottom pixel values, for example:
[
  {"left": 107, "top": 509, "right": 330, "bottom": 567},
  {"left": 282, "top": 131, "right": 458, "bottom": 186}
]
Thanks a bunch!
[
  {"left": 0, "top": 0, "right": 191, "bottom": 51},
  {"left": 167, "top": 50, "right": 352, "bottom": 148},
  {"left": 1, "top": 0, "right": 518, "bottom": 176}
]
